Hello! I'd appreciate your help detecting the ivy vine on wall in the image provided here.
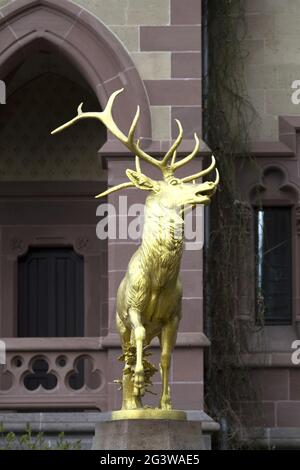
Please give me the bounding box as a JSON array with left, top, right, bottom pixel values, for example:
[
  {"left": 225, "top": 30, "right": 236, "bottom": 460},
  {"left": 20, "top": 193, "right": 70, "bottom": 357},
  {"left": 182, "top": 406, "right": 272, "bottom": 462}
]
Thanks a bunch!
[{"left": 203, "top": 0, "right": 262, "bottom": 449}]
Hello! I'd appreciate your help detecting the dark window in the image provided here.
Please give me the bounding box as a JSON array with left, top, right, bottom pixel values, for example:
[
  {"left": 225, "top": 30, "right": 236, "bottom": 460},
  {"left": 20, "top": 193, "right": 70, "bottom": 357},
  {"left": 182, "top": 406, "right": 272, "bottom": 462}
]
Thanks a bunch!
[
  {"left": 18, "top": 247, "right": 84, "bottom": 337},
  {"left": 255, "top": 207, "right": 292, "bottom": 325}
]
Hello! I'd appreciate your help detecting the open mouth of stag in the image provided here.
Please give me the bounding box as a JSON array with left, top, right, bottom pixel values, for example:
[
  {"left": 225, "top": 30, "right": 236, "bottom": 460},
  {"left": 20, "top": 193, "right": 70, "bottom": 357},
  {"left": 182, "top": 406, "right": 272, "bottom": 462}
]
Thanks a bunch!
[{"left": 192, "top": 184, "right": 216, "bottom": 202}]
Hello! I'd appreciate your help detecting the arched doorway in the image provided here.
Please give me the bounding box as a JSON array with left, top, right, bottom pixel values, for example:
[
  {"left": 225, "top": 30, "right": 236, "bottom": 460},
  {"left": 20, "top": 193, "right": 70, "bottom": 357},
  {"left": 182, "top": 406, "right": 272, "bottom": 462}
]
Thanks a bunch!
[{"left": 0, "top": 0, "right": 151, "bottom": 140}]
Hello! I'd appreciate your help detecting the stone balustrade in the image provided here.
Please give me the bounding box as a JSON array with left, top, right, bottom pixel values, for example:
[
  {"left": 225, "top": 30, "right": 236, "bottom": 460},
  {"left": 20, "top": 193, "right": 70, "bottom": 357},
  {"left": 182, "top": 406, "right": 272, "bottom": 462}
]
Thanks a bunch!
[{"left": 0, "top": 338, "right": 107, "bottom": 410}]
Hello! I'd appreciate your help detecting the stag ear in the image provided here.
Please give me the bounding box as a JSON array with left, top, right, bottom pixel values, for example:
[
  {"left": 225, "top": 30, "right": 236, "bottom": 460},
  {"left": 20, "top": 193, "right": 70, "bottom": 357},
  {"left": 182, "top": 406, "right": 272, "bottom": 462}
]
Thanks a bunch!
[{"left": 126, "top": 169, "right": 158, "bottom": 192}]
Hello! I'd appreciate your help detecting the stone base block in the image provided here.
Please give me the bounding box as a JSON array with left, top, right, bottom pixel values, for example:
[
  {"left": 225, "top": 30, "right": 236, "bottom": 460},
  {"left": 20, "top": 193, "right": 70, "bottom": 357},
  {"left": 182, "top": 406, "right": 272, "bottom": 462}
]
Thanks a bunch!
[{"left": 92, "top": 417, "right": 205, "bottom": 450}]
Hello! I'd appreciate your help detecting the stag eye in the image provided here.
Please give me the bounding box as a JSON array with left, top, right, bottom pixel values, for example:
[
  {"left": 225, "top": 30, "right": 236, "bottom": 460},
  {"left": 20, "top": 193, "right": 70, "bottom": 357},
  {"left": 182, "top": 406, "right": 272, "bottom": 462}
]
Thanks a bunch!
[{"left": 169, "top": 178, "right": 179, "bottom": 186}]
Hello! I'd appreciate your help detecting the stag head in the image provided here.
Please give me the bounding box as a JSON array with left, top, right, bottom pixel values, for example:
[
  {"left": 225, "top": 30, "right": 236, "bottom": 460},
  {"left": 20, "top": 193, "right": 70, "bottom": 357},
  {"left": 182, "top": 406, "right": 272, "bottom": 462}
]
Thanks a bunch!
[{"left": 51, "top": 88, "right": 219, "bottom": 210}]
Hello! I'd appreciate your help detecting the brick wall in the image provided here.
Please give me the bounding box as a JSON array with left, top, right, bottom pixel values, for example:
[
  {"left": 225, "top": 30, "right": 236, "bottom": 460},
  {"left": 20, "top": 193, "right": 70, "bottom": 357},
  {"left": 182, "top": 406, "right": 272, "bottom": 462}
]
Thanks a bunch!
[
  {"left": 239, "top": 368, "right": 300, "bottom": 429},
  {"left": 244, "top": 0, "right": 300, "bottom": 141},
  {"left": 242, "top": 0, "right": 300, "bottom": 440},
  {"left": 73, "top": 0, "right": 202, "bottom": 142}
]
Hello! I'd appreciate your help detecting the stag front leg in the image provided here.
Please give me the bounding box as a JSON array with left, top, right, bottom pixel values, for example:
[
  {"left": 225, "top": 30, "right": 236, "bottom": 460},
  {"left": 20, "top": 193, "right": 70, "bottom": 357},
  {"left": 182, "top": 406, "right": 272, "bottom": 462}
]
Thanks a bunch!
[
  {"left": 129, "top": 308, "right": 146, "bottom": 398},
  {"left": 159, "top": 316, "right": 180, "bottom": 410},
  {"left": 116, "top": 313, "right": 142, "bottom": 409}
]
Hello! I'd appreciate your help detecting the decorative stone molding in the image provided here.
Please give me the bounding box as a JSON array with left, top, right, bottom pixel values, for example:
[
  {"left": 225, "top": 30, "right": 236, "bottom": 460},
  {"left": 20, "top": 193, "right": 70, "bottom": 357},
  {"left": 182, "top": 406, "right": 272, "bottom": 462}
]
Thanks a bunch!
[
  {"left": 0, "top": 338, "right": 107, "bottom": 410},
  {"left": 249, "top": 164, "right": 299, "bottom": 205}
]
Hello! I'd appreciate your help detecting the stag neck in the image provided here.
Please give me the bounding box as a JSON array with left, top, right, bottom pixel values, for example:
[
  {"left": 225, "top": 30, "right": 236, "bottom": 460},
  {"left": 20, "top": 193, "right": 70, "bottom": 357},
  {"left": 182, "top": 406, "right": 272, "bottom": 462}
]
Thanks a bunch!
[{"left": 142, "top": 197, "right": 185, "bottom": 251}]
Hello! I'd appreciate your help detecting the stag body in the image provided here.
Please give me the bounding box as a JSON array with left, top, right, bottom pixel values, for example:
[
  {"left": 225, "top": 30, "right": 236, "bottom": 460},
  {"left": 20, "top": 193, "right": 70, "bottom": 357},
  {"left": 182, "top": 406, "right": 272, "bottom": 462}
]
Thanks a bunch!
[
  {"left": 51, "top": 88, "right": 219, "bottom": 411},
  {"left": 117, "top": 194, "right": 184, "bottom": 409}
]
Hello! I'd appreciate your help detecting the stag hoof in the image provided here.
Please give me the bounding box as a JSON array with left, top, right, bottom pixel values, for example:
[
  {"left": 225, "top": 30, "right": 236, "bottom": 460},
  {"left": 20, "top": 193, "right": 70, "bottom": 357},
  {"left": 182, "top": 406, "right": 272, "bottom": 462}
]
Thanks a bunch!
[
  {"left": 133, "top": 369, "right": 145, "bottom": 397},
  {"left": 159, "top": 395, "right": 172, "bottom": 410},
  {"left": 133, "top": 384, "right": 145, "bottom": 397},
  {"left": 122, "top": 399, "right": 141, "bottom": 410}
]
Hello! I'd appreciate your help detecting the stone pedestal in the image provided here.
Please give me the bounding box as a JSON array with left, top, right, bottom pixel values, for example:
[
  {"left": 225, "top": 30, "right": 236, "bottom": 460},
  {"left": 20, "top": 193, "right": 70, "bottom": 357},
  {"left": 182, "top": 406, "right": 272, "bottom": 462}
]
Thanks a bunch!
[{"left": 92, "top": 414, "right": 206, "bottom": 450}]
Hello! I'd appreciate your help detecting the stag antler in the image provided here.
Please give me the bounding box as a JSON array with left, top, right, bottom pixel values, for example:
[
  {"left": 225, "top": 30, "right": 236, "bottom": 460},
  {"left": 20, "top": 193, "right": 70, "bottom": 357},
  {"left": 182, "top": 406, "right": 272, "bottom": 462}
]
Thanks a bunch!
[{"left": 51, "top": 88, "right": 218, "bottom": 196}]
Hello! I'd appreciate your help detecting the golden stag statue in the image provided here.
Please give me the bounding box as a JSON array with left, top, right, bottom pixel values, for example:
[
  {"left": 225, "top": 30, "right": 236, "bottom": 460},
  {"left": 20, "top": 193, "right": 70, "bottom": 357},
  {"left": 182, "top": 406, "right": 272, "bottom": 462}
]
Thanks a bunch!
[{"left": 52, "top": 89, "right": 219, "bottom": 417}]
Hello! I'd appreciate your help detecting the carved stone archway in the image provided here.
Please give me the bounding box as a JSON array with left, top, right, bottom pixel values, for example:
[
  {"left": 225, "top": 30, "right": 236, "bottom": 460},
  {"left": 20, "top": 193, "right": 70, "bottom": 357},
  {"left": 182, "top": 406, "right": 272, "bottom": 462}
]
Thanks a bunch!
[{"left": 0, "top": 0, "right": 151, "bottom": 141}]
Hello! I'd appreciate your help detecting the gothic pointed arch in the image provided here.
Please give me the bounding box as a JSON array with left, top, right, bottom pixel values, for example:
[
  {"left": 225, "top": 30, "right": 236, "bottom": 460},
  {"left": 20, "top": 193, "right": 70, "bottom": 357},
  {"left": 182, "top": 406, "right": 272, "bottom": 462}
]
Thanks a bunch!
[{"left": 0, "top": 0, "right": 151, "bottom": 140}]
